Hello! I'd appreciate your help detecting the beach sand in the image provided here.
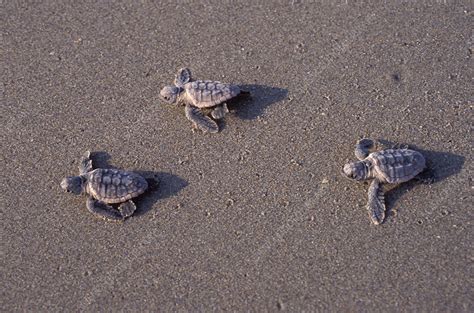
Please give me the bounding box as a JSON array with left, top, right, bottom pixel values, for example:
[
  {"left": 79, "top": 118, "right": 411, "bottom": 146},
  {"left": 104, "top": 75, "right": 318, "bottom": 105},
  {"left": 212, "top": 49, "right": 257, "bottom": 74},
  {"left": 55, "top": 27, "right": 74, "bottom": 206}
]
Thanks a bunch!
[{"left": 2, "top": 1, "right": 472, "bottom": 311}]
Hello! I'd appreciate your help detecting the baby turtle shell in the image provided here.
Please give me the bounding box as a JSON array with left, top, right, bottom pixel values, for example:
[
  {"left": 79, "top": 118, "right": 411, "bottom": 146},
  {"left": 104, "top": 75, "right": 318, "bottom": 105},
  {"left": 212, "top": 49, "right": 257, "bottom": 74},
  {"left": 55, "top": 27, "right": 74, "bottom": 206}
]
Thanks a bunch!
[
  {"left": 367, "top": 149, "right": 426, "bottom": 184},
  {"left": 184, "top": 80, "right": 241, "bottom": 108},
  {"left": 86, "top": 169, "right": 148, "bottom": 204}
]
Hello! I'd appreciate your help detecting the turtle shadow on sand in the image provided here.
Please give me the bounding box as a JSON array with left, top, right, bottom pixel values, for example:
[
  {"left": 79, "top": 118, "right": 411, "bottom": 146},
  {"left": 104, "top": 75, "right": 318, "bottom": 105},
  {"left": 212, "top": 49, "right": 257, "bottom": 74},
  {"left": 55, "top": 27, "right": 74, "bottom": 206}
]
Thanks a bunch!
[
  {"left": 133, "top": 171, "right": 188, "bottom": 216},
  {"left": 228, "top": 84, "right": 288, "bottom": 120},
  {"left": 91, "top": 151, "right": 117, "bottom": 169},
  {"left": 375, "top": 140, "right": 465, "bottom": 216},
  {"left": 90, "top": 151, "right": 188, "bottom": 217}
]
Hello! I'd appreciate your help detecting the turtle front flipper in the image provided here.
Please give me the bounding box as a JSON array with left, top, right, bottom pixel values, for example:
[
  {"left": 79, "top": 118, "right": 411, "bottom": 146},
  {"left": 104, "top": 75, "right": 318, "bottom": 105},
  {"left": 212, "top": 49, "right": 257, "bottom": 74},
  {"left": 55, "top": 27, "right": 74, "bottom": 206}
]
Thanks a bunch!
[
  {"left": 118, "top": 200, "right": 136, "bottom": 218},
  {"left": 174, "top": 68, "right": 192, "bottom": 88},
  {"left": 185, "top": 103, "right": 218, "bottom": 133},
  {"left": 355, "top": 138, "right": 375, "bottom": 160},
  {"left": 367, "top": 179, "right": 386, "bottom": 225},
  {"left": 86, "top": 197, "right": 124, "bottom": 222},
  {"left": 79, "top": 151, "right": 94, "bottom": 175},
  {"left": 211, "top": 103, "right": 229, "bottom": 120}
]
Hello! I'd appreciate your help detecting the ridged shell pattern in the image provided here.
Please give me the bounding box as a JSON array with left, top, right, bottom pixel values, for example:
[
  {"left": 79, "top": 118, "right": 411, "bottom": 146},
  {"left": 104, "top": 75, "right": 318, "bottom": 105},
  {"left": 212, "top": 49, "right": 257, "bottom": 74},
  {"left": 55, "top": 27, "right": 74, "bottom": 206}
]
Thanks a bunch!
[
  {"left": 368, "top": 149, "right": 425, "bottom": 184},
  {"left": 184, "top": 80, "right": 240, "bottom": 108},
  {"left": 86, "top": 169, "right": 148, "bottom": 203}
]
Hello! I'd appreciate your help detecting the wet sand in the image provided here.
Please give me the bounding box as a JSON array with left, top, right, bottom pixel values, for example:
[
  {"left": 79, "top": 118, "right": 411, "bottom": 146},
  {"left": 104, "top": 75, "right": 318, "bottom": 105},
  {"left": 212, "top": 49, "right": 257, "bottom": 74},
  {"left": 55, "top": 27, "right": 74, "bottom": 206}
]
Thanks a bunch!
[{"left": 2, "top": 1, "right": 472, "bottom": 312}]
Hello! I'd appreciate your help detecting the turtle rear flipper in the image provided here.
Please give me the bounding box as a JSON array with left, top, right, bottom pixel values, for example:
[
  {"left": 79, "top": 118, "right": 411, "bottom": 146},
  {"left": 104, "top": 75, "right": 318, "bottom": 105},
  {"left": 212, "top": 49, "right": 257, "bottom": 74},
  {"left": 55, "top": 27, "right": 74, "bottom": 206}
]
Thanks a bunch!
[
  {"left": 211, "top": 103, "right": 229, "bottom": 120},
  {"left": 355, "top": 138, "right": 375, "bottom": 160},
  {"left": 367, "top": 179, "right": 386, "bottom": 225},
  {"left": 86, "top": 197, "right": 123, "bottom": 222},
  {"left": 185, "top": 103, "right": 218, "bottom": 133},
  {"left": 79, "top": 151, "right": 94, "bottom": 175},
  {"left": 118, "top": 200, "right": 136, "bottom": 218}
]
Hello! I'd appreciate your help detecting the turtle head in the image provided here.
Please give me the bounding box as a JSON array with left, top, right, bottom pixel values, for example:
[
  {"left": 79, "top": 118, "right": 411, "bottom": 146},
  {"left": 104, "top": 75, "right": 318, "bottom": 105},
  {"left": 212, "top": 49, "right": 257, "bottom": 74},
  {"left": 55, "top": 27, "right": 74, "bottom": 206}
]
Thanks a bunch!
[
  {"left": 342, "top": 161, "right": 368, "bottom": 181},
  {"left": 60, "top": 176, "right": 84, "bottom": 195},
  {"left": 159, "top": 86, "right": 180, "bottom": 104}
]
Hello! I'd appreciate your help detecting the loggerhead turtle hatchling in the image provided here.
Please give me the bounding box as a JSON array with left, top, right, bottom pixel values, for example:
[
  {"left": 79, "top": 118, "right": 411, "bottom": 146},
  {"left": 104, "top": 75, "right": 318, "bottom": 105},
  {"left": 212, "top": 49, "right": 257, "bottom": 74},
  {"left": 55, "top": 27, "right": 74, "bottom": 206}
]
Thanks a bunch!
[
  {"left": 60, "top": 151, "right": 149, "bottom": 222},
  {"left": 342, "top": 139, "right": 430, "bottom": 225},
  {"left": 159, "top": 68, "right": 249, "bottom": 133}
]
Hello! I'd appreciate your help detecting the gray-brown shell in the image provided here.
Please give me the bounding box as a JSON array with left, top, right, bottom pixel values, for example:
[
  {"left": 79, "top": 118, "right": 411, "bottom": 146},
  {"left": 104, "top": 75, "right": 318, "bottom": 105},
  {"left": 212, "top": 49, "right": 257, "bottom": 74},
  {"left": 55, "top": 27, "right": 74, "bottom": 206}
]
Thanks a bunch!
[
  {"left": 85, "top": 168, "right": 148, "bottom": 204},
  {"left": 368, "top": 149, "right": 426, "bottom": 184},
  {"left": 183, "top": 80, "right": 240, "bottom": 108}
]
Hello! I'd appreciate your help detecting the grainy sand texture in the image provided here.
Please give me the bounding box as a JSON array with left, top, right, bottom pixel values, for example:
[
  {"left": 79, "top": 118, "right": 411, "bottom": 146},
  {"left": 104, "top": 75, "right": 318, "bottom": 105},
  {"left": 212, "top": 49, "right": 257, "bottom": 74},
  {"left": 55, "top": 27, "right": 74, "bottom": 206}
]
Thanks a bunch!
[{"left": 2, "top": 1, "right": 472, "bottom": 312}]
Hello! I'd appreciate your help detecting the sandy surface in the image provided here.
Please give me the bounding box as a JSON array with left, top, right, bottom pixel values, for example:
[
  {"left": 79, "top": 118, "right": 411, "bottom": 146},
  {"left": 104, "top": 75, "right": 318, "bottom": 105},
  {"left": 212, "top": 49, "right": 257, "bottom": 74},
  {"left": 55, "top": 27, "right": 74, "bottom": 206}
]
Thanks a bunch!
[{"left": 1, "top": 1, "right": 472, "bottom": 312}]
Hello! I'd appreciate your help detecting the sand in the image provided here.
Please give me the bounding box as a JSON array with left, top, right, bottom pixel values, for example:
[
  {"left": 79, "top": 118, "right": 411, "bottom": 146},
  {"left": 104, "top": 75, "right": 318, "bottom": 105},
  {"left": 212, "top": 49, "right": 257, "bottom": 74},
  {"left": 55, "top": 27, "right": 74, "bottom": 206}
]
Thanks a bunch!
[{"left": 2, "top": 1, "right": 472, "bottom": 312}]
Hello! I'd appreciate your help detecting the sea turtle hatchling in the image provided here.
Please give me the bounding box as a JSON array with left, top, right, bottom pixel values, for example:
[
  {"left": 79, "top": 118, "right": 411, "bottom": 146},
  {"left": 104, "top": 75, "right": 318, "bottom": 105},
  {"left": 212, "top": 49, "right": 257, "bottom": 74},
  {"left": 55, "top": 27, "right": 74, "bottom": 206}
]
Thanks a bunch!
[
  {"left": 342, "top": 139, "right": 430, "bottom": 225},
  {"left": 60, "top": 151, "right": 149, "bottom": 222},
  {"left": 159, "top": 68, "right": 249, "bottom": 133}
]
